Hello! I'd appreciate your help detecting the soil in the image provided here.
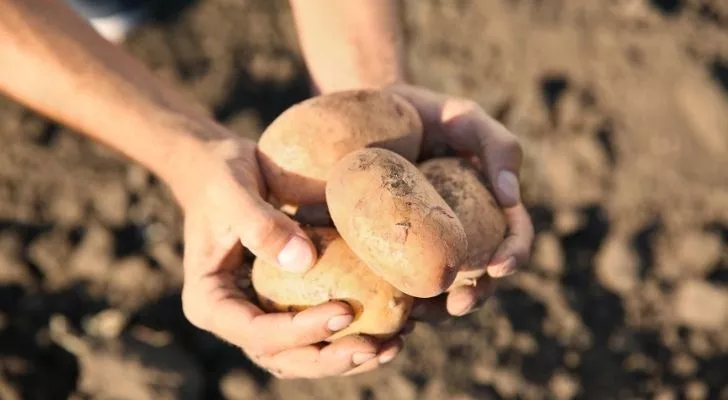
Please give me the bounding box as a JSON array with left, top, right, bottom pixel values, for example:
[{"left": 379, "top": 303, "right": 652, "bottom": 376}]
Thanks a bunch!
[{"left": 1, "top": 0, "right": 728, "bottom": 399}]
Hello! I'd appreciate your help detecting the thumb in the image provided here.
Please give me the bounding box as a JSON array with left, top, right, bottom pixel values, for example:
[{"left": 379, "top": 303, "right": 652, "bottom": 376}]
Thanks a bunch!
[{"left": 235, "top": 197, "right": 317, "bottom": 273}]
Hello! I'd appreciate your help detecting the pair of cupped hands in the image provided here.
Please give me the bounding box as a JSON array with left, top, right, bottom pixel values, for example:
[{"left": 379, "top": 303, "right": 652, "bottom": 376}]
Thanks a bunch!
[{"left": 177, "top": 84, "right": 534, "bottom": 379}]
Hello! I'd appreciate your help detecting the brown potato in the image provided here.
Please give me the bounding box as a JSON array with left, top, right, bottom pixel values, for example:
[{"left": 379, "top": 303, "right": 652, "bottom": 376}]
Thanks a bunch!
[
  {"left": 251, "top": 227, "right": 413, "bottom": 341},
  {"left": 419, "top": 158, "right": 507, "bottom": 289},
  {"left": 257, "top": 89, "right": 423, "bottom": 205},
  {"left": 326, "top": 148, "right": 468, "bottom": 298}
]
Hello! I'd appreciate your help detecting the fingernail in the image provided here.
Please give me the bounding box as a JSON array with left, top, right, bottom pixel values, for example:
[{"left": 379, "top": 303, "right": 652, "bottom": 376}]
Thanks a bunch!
[
  {"left": 488, "top": 256, "right": 516, "bottom": 278},
  {"left": 378, "top": 351, "right": 397, "bottom": 364},
  {"left": 497, "top": 170, "right": 521, "bottom": 204},
  {"left": 277, "top": 235, "right": 314, "bottom": 273},
  {"left": 327, "top": 315, "right": 353, "bottom": 332},
  {"left": 353, "top": 352, "right": 376, "bottom": 365}
]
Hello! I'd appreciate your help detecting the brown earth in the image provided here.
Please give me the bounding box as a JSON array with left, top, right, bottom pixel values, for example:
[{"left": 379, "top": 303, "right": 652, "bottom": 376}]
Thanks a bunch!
[{"left": 1, "top": 0, "right": 728, "bottom": 399}]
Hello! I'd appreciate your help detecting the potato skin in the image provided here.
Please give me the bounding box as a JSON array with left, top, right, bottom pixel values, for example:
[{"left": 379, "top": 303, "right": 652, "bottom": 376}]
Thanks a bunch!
[
  {"left": 419, "top": 158, "right": 507, "bottom": 289},
  {"left": 251, "top": 227, "right": 413, "bottom": 341},
  {"left": 326, "top": 148, "right": 468, "bottom": 298},
  {"left": 257, "top": 89, "right": 423, "bottom": 205}
]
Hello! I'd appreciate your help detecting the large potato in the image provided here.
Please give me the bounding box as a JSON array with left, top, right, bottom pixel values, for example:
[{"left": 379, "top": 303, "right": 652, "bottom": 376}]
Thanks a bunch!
[
  {"left": 419, "top": 158, "right": 507, "bottom": 288},
  {"left": 251, "top": 227, "right": 413, "bottom": 341},
  {"left": 257, "top": 89, "right": 423, "bottom": 205},
  {"left": 326, "top": 148, "right": 468, "bottom": 298}
]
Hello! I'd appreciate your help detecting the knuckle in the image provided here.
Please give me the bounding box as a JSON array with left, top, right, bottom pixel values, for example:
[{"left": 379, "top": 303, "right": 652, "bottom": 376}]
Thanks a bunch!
[
  {"left": 503, "top": 136, "right": 524, "bottom": 159},
  {"left": 244, "top": 216, "right": 280, "bottom": 251},
  {"left": 246, "top": 333, "right": 286, "bottom": 358}
]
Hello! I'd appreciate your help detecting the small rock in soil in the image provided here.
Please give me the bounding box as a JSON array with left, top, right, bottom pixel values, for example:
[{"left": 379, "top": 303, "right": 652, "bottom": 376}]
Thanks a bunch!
[
  {"left": 68, "top": 223, "right": 113, "bottom": 283},
  {"left": 149, "top": 242, "right": 183, "bottom": 283},
  {"left": 27, "top": 228, "right": 73, "bottom": 288},
  {"left": 670, "top": 352, "right": 698, "bottom": 377},
  {"left": 533, "top": 232, "right": 564, "bottom": 276},
  {"left": 83, "top": 309, "right": 128, "bottom": 339},
  {"left": 91, "top": 180, "right": 129, "bottom": 226},
  {"left": 674, "top": 280, "right": 728, "bottom": 331},
  {"left": 553, "top": 208, "right": 586, "bottom": 236},
  {"left": 471, "top": 361, "right": 495, "bottom": 384},
  {"left": 513, "top": 332, "right": 538, "bottom": 354},
  {"left": 126, "top": 165, "right": 152, "bottom": 193},
  {"left": 421, "top": 378, "right": 448, "bottom": 400},
  {"left": 596, "top": 234, "right": 641, "bottom": 293},
  {"left": 107, "top": 257, "right": 165, "bottom": 309},
  {"left": 654, "top": 388, "right": 678, "bottom": 400},
  {"left": 0, "top": 235, "right": 34, "bottom": 287},
  {"left": 688, "top": 332, "right": 714, "bottom": 357},
  {"left": 492, "top": 370, "right": 520, "bottom": 398},
  {"left": 675, "top": 230, "right": 723, "bottom": 277},
  {"left": 49, "top": 189, "right": 85, "bottom": 226},
  {"left": 220, "top": 369, "right": 260, "bottom": 400},
  {"left": 684, "top": 380, "right": 709, "bottom": 400},
  {"left": 549, "top": 372, "right": 580, "bottom": 400},
  {"left": 0, "top": 375, "right": 21, "bottom": 400},
  {"left": 372, "top": 374, "right": 418, "bottom": 400},
  {"left": 63, "top": 332, "right": 202, "bottom": 400}
]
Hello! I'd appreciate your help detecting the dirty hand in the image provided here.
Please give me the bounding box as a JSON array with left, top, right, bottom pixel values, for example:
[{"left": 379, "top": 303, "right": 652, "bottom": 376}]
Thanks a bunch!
[
  {"left": 175, "top": 136, "right": 403, "bottom": 378},
  {"left": 386, "top": 83, "right": 535, "bottom": 320}
]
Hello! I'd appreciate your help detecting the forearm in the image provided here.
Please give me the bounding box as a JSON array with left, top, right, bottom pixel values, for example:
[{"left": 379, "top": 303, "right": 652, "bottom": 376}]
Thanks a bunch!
[
  {"left": 0, "top": 0, "right": 230, "bottom": 199},
  {"left": 289, "top": 0, "right": 406, "bottom": 93}
]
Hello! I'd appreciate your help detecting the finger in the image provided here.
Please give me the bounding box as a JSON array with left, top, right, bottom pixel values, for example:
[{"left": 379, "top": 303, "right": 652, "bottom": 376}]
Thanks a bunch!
[
  {"left": 233, "top": 192, "right": 317, "bottom": 273},
  {"left": 446, "top": 276, "right": 497, "bottom": 316},
  {"left": 181, "top": 215, "right": 353, "bottom": 356},
  {"left": 259, "top": 335, "right": 380, "bottom": 379},
  {"left": 440, "top": 99, "right": 524, "bottom": 208},
  {"left": 410, "top": 277, "right": 498, "bottom": 320},
  {"left": 344, "top": 335, "right": 405, "bottom": 376},
  {"left": 184, "top": 275, "right": 354, "bottom": 357},
  {"left": 487, "top": 203, "right": 534, "bottom": 277},
  {"left": 233, "top": 300, "right": 355, "bottom": 357}
]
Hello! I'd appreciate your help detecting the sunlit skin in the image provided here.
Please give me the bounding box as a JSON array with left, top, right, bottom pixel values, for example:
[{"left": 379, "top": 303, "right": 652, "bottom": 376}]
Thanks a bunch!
[{"left": 0, "top": 0, "right": 533, "bottom": 378}]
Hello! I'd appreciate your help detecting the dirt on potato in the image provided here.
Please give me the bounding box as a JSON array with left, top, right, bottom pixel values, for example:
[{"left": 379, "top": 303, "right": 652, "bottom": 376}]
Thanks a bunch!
[{"left": 1, "top": 0, "right": 727, "bottom": 399}]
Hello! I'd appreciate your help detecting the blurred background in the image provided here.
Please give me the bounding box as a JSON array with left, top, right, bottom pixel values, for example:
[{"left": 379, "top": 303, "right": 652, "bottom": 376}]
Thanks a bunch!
[{"left": 1, "top": 0, "right": 727, "bottom": 399}]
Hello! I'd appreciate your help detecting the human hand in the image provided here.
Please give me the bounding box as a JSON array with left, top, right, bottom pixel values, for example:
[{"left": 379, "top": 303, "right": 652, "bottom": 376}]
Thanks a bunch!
[
  {"left": 385, "top": 83, "right": 535, "bottom": 320},
  {"left": 173, "top": 135, "right": 404, "bottom": 378}
]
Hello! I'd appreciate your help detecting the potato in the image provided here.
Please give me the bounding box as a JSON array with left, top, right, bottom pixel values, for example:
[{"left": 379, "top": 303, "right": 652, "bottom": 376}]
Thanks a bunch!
[
  {"left": 257, "top": 89, "right": 423, "bottom": 205},
  {"left": 251, "top": 227, "right": 413, "bottom": 341},
  {"left": 326, "top": 148, "right": 468, "bottom": 298},
  {"left": 419, "top": 158, "right": 507, "bottom": 288}
]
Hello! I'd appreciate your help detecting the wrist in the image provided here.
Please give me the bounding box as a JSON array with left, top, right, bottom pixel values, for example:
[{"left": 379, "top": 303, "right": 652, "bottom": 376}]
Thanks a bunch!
[{"left": 144, "top": 117, "right": 242, "bottom": 209}]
